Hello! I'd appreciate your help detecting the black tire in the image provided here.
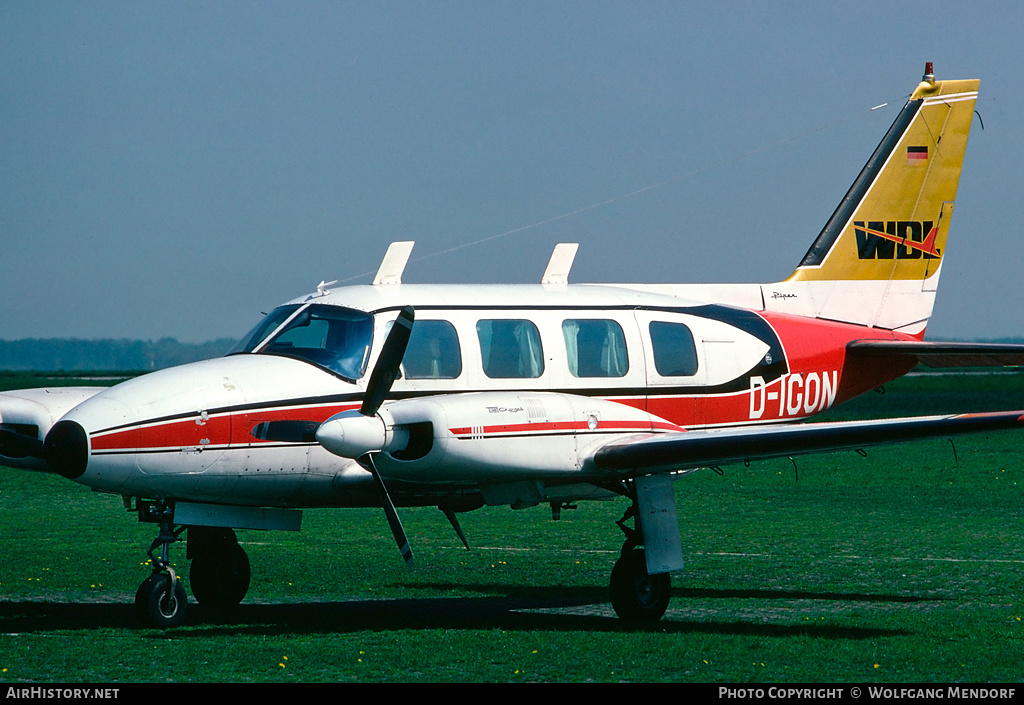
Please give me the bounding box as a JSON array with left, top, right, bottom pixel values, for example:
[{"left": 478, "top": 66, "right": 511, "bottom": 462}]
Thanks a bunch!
[
  {"left": 609, "top": 549, "right": 671, "bottom": 622},
  {"left": 190, "top": 542, "right": 250, "bottom": 610},
  {"left": 135, "top": 573, "right": 189, "bottom": 629}
]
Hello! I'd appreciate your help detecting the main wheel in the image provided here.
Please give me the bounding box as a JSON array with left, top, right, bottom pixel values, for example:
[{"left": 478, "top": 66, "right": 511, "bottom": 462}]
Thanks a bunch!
[
  {"left": 190, "top": 542, "right": 251, "bottom": 610},
  {"left": 135, "top": 573, "right": 189, "bottom": 629},
  {"left": 609, "top": 549, "right": 671, "bottom": 622}
]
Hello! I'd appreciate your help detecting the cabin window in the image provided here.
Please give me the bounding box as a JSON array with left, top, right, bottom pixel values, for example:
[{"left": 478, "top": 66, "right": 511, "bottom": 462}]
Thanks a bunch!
[
  {"left": 402, "top": 320, "right": 462, "bottom": 379},
  {"left": 649, "top": 321, "right": 699, "bottom": 377},
  {"left": 562, "top": 319, "right": 628, "bottom": 378},
  {"left": 244, "top": 304, "right": 375, "bottom": 381},
  {"left": 477, "top": 319, "right": 544, "bottom": 378}
]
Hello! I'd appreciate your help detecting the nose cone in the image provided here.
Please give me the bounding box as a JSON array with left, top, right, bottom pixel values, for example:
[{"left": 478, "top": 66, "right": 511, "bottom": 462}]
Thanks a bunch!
[{"left": 43, "top": 420, "right": 89, "bottom": 479}]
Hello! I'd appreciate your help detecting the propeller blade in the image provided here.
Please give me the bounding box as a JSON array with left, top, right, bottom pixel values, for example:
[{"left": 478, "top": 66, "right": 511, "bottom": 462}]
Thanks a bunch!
[
  {"left": 440, "top": 506, "right": 471, "bottom": 551},
  {"left": 359, "top": 454, "right": 414, "bottom": 567},
  {"left": 360, "top": 306, "right": 415, "bottom": 417}
]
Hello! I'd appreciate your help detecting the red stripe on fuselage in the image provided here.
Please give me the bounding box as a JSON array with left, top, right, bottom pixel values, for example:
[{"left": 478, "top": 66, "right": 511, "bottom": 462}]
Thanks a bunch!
[
  {"left": 89, "top": 402, "right": 361, "bottom": 453},
  {"left": 448, "top": 419, "right": 682, "bottom": 438}
]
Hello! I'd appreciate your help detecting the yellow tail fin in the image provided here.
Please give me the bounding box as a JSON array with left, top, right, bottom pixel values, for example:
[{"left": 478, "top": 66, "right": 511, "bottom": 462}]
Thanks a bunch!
[{"left": 773, "top": 67, "right": 979, "bottom": 335}]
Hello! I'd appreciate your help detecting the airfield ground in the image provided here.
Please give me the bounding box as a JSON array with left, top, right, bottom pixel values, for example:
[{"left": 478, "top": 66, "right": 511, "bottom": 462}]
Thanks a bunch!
[{"left": 1, "top": 370, "right": 1023, "bottom": 682}]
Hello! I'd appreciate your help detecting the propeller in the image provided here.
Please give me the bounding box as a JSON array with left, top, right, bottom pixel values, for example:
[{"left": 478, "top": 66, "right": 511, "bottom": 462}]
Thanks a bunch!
[
  {"left": 318, "top": 306, "right": 416, "bottom": 566},
  {"left": 251, "top": 306, "right": 417, "bottom": 566},
  {"left": 314, "top": 306, "right": 415, "bottom": 459}
]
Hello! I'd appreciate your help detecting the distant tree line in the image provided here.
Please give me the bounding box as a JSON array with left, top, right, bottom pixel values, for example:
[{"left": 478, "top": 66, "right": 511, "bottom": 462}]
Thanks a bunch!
[
  {"left": 0, "top": 338, "right": 238, "bottom": 371},
  {"left": 1, "top": 335, "right": 1020, "bottom": 373}
]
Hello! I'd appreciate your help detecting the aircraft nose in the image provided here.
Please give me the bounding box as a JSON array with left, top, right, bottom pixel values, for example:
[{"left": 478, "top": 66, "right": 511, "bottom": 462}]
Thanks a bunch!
[{"left": 43, "top": 420, "right": 89, "bottom": 480}]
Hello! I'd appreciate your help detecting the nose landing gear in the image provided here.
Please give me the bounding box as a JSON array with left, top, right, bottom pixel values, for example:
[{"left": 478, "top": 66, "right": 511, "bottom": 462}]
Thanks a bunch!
[
  {"left": 132, "top": 500, "right": 253, "bottom": 628},
  {"left": 135, "top": 571, "right": 188, "bottom": 629},
  {"left": 134, "top": 502, "right": 189, "bottom": 628}
]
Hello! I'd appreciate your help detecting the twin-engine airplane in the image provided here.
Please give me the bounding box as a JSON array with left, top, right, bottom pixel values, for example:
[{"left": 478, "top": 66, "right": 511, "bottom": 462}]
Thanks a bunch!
[{"left": 3, "top": 65, "right": 1024, "bottom": 628}]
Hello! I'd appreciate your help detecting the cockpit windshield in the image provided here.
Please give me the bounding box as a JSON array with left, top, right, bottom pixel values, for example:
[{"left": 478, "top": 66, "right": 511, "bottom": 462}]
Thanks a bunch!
[
  {"left": 228, "top": 304, "right": 302, "bottom": 356},
  {"left": 228, "top": 304, "right": 375, "bottom": 381}
]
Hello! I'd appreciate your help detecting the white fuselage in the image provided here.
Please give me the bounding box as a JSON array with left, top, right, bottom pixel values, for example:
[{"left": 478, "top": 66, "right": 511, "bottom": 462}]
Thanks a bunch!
[{"left": 0, "top": 280, "right": 910, "bottom": 510}]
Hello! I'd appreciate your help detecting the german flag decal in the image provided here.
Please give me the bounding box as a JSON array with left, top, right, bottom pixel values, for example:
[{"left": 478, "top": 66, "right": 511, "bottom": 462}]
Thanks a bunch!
[{"left": 907, "top": 145, "right": 928, "bottom": 165}]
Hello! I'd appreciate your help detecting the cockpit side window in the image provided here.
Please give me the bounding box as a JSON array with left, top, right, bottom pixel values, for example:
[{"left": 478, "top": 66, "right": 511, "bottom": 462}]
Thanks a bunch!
[{"left": 235, "top": 304, "right": 375, "bottom": 381}]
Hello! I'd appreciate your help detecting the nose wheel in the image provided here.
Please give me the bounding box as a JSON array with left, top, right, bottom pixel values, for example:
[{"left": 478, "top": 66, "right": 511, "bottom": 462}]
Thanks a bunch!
[{"left": 135, "top": 571, "right": 188, "bottom": 629}]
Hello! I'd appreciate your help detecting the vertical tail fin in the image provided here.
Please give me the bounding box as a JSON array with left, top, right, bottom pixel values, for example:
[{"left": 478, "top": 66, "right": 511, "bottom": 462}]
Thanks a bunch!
[{"left": 770, "top": 66, "right": 979, "bottom": 336}]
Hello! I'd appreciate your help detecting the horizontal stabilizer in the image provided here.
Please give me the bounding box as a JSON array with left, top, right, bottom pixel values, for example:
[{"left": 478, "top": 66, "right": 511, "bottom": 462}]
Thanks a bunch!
[{"left": 847, "top": 340, "right": 1024, "bottom": 368}]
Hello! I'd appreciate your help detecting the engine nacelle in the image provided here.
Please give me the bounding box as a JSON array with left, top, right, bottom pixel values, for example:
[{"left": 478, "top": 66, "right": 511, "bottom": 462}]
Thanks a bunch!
[
  {"left": 322, "top": 391, "right": 681, "bottom": 483},
  {"left": 0, "top": 387, "right": 106, "bottom": 470}
]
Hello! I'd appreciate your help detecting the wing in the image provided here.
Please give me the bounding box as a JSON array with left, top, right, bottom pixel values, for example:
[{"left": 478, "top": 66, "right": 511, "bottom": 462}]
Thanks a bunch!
[
  {"left": 847, "top": 340, "right": 1024, "bottom": 368},
  {"left": 592, "top": 410, "right": 1024, "bottom": 475}
]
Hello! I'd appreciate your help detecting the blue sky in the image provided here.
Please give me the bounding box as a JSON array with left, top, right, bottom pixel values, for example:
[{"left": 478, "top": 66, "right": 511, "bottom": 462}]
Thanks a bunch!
[{"left": 2, "top": 1, "right": 1022, "bottom": 342}]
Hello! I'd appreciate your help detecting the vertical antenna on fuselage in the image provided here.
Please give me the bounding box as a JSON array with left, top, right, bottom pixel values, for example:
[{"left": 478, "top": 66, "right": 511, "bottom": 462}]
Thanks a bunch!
[
  {"left": 373, "top": 241, "right": 415, "bottom": 286},
  {"left": 541, "top": 243, "right": 579, "bottom": 285}
]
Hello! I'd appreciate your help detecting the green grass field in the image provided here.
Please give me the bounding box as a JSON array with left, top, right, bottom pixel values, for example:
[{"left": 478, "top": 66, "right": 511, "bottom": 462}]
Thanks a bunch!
[{"left": 1, "top": 371, "right": 1023, "bottom": 682}]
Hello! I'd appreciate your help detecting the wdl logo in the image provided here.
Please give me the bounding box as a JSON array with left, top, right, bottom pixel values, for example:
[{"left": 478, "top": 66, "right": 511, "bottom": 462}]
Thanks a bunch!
[{"left": 854, "top": 220, "right": 941, "bottom": 260}]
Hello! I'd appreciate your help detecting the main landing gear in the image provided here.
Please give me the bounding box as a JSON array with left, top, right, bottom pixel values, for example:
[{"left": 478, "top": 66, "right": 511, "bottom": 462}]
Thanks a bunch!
[
  {"left": 134, "top": 501, "right": 251, "bottom": 628},
  {"left": 187, "top": 527, "right": 251, "bottom": 610},
  {"left": 606, "top": 481, "right": 674, "bottom": 623}
]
